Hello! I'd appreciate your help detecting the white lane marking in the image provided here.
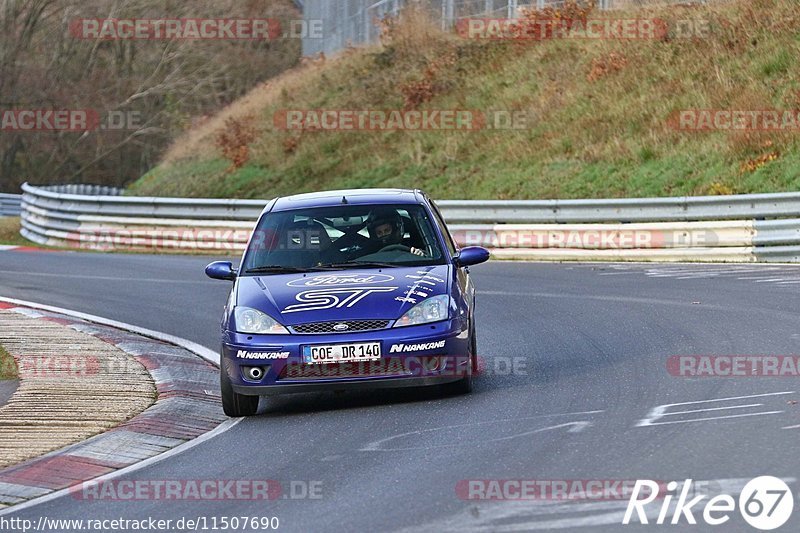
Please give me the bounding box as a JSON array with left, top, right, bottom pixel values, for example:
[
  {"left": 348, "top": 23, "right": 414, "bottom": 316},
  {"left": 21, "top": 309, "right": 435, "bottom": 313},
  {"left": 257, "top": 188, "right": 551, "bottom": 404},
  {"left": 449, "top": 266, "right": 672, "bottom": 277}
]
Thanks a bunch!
[
  {"left": 635, "top": 391, "right": 794, "bottom": 427},
  {"left": 478, "top": 292, "right": 742, "bottom": 313},
  {"left": 646, "top": 266, "right": 786, "bottom": 272},
  {"left": 0, "top": 270, "right": 209, "bottom": 284},
  {"left": 641, "top": 391, "right": 794, "bottom": 407},
  {"left": 645, "top": 269, "right": 763, "bottom": 276},
  {"left": 635, "top": 411, "right": 784, "bottom": 427},
  {"left": 364, "top": 422, "right": 593, "bottom": 451},
  {"left": 665, "top": 404, "right": 762, "bottom": 416},
  {"left": 551, "top": 261, "right": 800, "bottom": 268},
  {"left": 636, "top": 267, "right": 796, "bottom": 279},
  {"left": 688, "top": 268, "right": 776, "bottom": 274},
  {"left": 0, "top": 296, "right": 218, "bottom": 364},
  {"left": 0, "top": 417, "right": 241, "bottom": 518},
  {"left": 361, "top": 411, "right": 603, "bottom": 452}
]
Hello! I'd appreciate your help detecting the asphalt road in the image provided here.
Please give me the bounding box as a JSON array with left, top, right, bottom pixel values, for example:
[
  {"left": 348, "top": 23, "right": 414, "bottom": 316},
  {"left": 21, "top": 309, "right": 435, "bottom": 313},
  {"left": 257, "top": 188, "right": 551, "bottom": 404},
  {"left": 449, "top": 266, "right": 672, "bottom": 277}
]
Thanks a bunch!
[
  {"left": 0, "top": 380, "right": 17, "bottom": 406},
  {"left": 2, "top": 251, "right": 800, "bottom": 532}
]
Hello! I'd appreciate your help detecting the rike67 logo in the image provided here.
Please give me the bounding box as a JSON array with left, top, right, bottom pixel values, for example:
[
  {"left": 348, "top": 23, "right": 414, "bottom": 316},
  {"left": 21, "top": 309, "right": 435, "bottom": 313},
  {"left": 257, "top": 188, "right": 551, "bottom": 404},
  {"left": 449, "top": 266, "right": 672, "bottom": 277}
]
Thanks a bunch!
[{"left": 623, "top": 477, "right": 793, "bottom": 530}]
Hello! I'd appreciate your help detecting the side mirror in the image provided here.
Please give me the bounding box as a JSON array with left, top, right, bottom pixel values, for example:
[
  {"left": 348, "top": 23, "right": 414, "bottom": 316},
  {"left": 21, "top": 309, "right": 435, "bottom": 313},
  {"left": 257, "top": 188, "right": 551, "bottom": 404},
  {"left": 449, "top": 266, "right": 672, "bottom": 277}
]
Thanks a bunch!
[
  {"left": 454, "top": 246, "right": 490, "bottom": 267},
  {"left": 205, "top": 261, "right": 237, "bottom": 281}
]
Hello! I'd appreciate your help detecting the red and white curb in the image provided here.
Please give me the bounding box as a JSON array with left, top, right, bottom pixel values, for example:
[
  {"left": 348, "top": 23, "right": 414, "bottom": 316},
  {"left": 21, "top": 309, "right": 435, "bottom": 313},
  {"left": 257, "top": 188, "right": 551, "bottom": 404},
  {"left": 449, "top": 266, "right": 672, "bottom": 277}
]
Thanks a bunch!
[{"left": 0, "top": 297, "right": 235, "bottom": 512}]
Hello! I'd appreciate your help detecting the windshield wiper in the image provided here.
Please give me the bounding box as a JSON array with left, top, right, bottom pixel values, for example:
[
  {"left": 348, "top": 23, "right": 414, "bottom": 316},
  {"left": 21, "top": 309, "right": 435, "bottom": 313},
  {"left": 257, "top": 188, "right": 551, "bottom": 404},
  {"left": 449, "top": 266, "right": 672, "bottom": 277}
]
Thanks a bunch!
[
  {"left": 313, "top": 261, "right": 399, "bottom": 269},
  {"left": 244, "top": 265, "right": 312, "bottom": 274}
]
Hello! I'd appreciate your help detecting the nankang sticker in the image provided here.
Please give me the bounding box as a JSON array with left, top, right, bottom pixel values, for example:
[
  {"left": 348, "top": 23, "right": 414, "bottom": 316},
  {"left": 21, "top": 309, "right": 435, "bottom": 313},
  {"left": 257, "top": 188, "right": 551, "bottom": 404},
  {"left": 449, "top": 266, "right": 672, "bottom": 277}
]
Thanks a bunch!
[
  {"left": 287, "top": 274, "right": 395, "bottom": 287},
  {"left": 389, "top": 340, "right": 446, "bottom": 353},
  {"left": 237, "top": 350, "right": 290, "bottom": 360},
  {"left": 283, "top": 287, "right": 398, "bottom": 313}
]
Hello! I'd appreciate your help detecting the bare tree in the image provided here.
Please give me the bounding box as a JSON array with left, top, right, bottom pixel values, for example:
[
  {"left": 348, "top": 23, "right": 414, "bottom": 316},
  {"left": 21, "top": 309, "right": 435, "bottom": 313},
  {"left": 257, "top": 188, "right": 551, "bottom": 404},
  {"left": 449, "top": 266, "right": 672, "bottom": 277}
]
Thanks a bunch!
[{"left": 0, "top": 0, "right": 300, "bottom": 192}]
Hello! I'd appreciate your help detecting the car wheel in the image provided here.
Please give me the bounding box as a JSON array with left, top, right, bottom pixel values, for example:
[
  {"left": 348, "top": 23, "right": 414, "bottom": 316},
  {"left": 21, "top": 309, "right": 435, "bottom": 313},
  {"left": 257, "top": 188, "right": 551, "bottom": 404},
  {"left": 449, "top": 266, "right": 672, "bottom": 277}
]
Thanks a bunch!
[
  {"left": 220, "top": 365, "right": 259, "bottom": 417},
  {"left": 442, "top": 322, "right": 475, "bottom": 396}
]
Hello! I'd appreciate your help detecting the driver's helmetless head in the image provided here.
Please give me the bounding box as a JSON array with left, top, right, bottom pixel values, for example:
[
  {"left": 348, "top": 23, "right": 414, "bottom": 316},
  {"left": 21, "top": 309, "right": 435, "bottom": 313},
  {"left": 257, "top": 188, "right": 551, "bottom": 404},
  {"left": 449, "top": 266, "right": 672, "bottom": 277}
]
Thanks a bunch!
[{"left": 368, "top": 209, "right": 403, "bottom": 245}]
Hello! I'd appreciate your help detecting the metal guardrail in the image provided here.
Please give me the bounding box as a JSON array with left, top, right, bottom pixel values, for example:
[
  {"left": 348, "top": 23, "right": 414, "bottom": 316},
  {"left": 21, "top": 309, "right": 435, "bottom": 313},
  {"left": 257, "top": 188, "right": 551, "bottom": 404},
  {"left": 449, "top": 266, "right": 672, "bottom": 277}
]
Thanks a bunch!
[
  {"left": 17, "top": 183, "right": 800, "bottom": 262},
  {"left": 0, "top": 194, "right": 22, "bottom": 217},
  {"left": 21, "top": 183, "right": 800, "bottom": 224},
  {"left": 22, "top": 184, "right": 264, "bottom": 221},
  {"left": 439, "top": 194, "right": 800, "bottom": 224}
]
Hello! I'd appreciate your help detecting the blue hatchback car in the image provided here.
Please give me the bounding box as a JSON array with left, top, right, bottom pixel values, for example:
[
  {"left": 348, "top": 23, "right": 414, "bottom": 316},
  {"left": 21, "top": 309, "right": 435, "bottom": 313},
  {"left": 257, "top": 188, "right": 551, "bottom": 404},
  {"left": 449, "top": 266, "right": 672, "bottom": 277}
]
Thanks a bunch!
[{"left": 205, "top": 188, "right": 489, "bottom": 416}]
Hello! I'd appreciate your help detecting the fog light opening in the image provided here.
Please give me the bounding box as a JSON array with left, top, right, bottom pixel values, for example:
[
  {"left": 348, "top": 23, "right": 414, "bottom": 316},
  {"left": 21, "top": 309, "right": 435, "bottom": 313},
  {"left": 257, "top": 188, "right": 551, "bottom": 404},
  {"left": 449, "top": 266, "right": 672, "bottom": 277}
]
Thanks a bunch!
[
  {"left": 423, "top": 356, "right": 442, "bottom": 372},
  {"left": 244, "top": 366, "right": 265, "bottom": 381}
]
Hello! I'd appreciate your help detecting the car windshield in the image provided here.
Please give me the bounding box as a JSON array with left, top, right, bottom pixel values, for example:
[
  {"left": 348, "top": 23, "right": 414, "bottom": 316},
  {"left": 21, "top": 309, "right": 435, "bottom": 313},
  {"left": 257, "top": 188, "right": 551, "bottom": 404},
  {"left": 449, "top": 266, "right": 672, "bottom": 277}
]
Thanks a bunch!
[{"left": 240, "top": 203, "right": 446, "bottom": 274}]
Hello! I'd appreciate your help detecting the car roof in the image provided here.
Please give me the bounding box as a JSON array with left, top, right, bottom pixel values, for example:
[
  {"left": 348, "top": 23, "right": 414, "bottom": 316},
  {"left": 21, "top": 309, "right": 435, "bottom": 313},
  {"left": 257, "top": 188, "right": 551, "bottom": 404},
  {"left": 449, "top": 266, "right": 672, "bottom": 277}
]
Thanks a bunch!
[{"left": 270, "top": 188, "right": 425, "bottom": 212}]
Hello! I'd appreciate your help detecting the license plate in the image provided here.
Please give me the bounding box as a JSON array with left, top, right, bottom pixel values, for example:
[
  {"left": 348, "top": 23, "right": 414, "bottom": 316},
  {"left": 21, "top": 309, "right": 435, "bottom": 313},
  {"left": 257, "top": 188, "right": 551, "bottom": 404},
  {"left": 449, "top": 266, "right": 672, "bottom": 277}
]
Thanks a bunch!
[{"left": 302, "top": 342, "right": 381, "bottom": 364}]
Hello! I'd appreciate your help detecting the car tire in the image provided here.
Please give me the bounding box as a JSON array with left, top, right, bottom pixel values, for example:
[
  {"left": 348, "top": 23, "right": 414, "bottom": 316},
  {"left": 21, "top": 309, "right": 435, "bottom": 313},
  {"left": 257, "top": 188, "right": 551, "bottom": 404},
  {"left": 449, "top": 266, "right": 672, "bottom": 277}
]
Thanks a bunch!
[
  {"left": 220, "top": 365, "right": 259, "bottom": 417},
  {"left": 442, "top": 322, "right": 475, "bottom": 396}
]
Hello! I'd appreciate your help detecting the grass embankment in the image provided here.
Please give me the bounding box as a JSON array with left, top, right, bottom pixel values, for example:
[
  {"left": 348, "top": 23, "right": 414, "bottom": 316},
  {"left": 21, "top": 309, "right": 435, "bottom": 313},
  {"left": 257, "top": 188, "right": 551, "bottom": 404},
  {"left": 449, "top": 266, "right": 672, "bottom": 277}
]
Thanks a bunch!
[
  {"left": 0, "top": 345, "right": 17, "bottom": 380},
  {"left": 125, "top": 0, "right": 800, "bottom": 200},
  {"left": 0, "top": 218, "right": 27, "bottom": 247}
]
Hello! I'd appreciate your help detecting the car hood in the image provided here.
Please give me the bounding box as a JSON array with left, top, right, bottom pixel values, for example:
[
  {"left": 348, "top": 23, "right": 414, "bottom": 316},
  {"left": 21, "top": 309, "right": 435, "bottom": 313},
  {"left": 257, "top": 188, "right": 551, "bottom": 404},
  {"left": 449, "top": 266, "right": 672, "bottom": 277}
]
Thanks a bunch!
[{"left": 235, "top": 265, "right": 452, "bottom": 326}]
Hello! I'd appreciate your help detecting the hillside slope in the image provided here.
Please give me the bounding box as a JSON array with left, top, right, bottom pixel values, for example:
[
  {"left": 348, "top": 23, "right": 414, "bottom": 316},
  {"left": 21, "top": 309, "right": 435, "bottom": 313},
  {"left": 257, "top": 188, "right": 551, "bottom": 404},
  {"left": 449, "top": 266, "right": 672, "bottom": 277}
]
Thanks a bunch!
[{"left": 129, "top": 0, "right": 800, "bottom": 200}]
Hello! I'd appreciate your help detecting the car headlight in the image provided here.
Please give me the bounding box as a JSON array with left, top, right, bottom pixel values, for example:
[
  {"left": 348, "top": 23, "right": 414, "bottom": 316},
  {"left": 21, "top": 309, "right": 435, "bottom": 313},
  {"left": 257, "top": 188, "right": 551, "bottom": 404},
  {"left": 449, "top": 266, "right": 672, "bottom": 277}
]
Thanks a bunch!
[
  {"left": 234, "top": 307, "right": 289, "bottom": 334},
  {"left": 394, "top": 295, "right": 450, "bottom": 327}
]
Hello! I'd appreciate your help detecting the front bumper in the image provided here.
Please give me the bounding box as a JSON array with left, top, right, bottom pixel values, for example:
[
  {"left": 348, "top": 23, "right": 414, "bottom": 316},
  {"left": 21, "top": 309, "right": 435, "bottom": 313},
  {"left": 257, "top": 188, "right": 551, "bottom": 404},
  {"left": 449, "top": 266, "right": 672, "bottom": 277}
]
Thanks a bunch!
[{"left": 222, "top": 318, "right": 470, "bottom": 396}]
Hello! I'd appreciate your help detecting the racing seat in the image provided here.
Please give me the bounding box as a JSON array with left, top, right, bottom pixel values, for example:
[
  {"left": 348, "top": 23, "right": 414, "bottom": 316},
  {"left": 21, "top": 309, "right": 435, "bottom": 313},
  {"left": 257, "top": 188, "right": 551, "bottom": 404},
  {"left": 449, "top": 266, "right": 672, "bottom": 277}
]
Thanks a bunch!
[
  {"left": 278, "top": 219, "right": 332, "bottom": 268},
  {"left": 402, "top": 217, "right": 426, "bottom": 250},
  {"left": 247, "top": 219, "right": 332, "bottom": 269}
]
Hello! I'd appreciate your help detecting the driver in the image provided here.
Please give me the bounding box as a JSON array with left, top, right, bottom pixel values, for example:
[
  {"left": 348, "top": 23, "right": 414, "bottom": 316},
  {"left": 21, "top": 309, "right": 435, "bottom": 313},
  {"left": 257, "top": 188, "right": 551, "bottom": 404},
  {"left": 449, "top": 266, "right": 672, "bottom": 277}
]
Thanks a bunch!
[{"left": 367, "top": 208, "right": 425, "bottom": 256}]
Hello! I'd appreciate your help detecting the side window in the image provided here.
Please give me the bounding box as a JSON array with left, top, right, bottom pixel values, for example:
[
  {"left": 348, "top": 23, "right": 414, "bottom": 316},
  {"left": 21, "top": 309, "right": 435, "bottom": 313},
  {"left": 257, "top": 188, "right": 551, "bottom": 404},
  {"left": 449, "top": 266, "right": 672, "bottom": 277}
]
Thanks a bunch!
[{"left": 429, "top": 202, "right": 457, "bottom": 256}]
